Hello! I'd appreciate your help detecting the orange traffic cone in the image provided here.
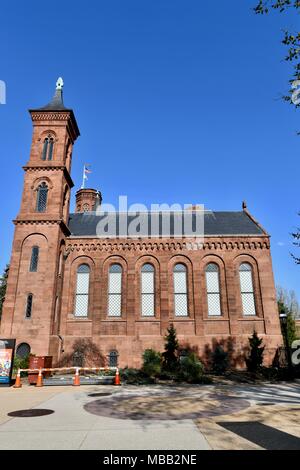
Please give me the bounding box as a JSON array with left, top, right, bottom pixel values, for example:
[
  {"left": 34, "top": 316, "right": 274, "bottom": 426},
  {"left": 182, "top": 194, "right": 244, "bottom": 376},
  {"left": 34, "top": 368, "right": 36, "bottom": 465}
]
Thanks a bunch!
[
  {"left": 73, "top": 368, "right": 80, "bottom": 386},
  {"left": 114, "top": 368, "right": 121, "bottom": 386},
  {"left": 14, "top": 369, "right": 22, "bottom": 388},
  {"left": 36, "top": 369, "right": 43, "bottom": 387}
]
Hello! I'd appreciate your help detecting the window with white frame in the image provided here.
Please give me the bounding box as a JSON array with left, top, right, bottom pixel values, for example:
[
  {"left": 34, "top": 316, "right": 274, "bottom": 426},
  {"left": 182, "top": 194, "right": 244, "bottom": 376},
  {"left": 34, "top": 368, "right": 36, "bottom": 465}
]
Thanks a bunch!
[
  {"left": 173, "top": 263, "right": 188, "bottom": 316},
  {"left": 141, "top": 263, "right": 155, "bottom": 316},
  {"left": 108, "top": 264, "right": 122, "bottom": 316},
  {"left": 205, "top": 263, "right": 222, "bottom": 316},
  {"left": 239, "top": 263, "right": 256, "bottom": 316},
  {"left": 74, "top": 264, "right": 90, "bottom": 317}
]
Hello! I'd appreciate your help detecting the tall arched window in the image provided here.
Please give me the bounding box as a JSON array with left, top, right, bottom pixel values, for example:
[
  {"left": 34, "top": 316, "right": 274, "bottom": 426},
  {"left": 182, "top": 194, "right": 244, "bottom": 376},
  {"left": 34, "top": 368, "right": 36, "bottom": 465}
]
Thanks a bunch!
[
  {"left": 239, "top": 263, "right": 256, "bottom": 316},
  {"left": 173, "top": 263, "right": 188, "bottom": 316},
  {"left": 41, "top": 136, "right": 54, "bottom": 161},
  {"left": 29, "top": 246, "right": 39, "bottom": 272},
  {"left": 36, "top": 183, "right": 48, "bottom": 212},
  {"left": 108, "top": 264, "right": 122, "bottom": 316},
  {"left": 205, "top": 263, "right": 221, "bottom": 316},
  {"left": 25, "top": 294, "right": 33, "bottom": 318},
  {"left": 141, "top": 263, "right": 155, "bottom": 316},
  {"left": 74, "top": 264, "right": 90, "bottom": 317}
]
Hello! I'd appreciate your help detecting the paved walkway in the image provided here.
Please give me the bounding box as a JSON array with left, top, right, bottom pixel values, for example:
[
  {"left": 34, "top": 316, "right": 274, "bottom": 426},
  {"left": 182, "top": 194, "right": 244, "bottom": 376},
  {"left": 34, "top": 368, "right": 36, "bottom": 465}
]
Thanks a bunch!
[{"left": 0, "top": 382, "right": 300, "bottom": 450}]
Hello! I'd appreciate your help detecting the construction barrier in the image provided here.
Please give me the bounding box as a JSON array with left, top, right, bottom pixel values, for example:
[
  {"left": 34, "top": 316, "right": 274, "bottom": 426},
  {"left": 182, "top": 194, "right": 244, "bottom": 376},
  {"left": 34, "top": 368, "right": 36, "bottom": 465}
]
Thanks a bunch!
[
  {"left": 14, "top": 369, "right": 22, "bottom": 388},
  {"left": 13, "top": 366, "right": 118, "bottom": 388},
  {"left": 114, "top": 368, "right": 121, "bottom": 386}
]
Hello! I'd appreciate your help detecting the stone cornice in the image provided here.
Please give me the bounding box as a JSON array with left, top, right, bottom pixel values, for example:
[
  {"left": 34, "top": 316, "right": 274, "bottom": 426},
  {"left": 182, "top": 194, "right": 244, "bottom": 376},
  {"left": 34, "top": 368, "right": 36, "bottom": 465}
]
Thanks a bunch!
[
  {"left": 65, "top": 237, "right": 270, "bottom": 253},
  {"left": 23, "top": 165, "right": 74, "bottom": 188},
  {"left": 14, "top": 218, "right": 71, "bottom": 235},
  {"left": 29, "top": 110, "right": 80, "bottom": 141}
]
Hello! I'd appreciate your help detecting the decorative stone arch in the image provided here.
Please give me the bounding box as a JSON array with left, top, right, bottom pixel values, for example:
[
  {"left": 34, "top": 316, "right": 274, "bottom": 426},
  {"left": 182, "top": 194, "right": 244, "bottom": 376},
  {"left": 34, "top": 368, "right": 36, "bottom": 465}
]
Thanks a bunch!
[
  {"left": 200, "top": 254, "right": 229, "bottom": 319},
  {"left": 168, "top": 254, "right": 194, "bottom": 320},
  {"left": 102, "top": 255, "right": 128, "bottom": 320},
  {"left": 135, "top": 254, "right": 161, "bottom": 320},
  {"left": 232, "top": 253, "right": 263, "bottom": 319}
]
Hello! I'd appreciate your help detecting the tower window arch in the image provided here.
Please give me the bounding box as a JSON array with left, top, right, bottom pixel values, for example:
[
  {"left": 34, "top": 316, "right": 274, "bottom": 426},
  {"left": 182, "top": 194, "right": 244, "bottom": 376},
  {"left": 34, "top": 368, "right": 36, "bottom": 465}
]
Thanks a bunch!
[
  {"left": 29, "top": 246, "right": 39, "bottom": 272},
  {"left": 36, "top": 182, "right": 48, "bottom": 212},
  {"left": 173, "top": 263, "right": 188, "bottom": 316},
  {"left": 205, "top": 263, "right": 222, "bottom": 316},
  {"left": 25, "top": 294, "right": 33, "bottom": 318},
  {"left": 74, "top": 264, "right": 90, "bottom": 317},
  {"left": 239, "top": 263, "right": 256, "bottom": 316},
  {"left": 41, "top": 135, "right": 54, "bottom": 161},
  {"left": 141, "top": 263, "right": 155, "bottom": 316},
  {"left": 108, "top": 264, "right": 122, "bottom": 317}
]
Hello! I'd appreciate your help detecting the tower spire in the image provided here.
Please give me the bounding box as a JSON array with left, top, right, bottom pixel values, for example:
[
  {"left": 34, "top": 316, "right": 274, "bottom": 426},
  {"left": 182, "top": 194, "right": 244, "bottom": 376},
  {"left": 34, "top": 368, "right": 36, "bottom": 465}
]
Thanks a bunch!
[{"left": 40, "top": 77, "right": 66, "bottom": 110}]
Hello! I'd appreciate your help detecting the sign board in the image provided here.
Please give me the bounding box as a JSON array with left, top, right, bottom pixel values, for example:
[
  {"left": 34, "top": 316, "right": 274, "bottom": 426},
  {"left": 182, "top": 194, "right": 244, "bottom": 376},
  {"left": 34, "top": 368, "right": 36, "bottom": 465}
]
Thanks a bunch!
[{"left": 0, "top": 339, "right": 16, "bottom": 386}]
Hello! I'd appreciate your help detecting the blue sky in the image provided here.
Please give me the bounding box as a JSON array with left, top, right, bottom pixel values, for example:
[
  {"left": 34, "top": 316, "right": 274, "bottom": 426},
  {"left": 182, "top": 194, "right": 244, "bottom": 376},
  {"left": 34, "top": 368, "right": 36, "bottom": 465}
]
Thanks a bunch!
[{"left": 0, "top": 0, "right": 299, "bottom": 297}]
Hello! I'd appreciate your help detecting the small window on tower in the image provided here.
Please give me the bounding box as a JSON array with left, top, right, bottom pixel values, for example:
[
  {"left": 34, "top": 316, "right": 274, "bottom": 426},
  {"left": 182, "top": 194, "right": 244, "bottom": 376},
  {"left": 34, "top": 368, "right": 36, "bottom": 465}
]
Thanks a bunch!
[
  {"left": 29, "top": 246, "right": 39, "bottom": 272},
  {"left": 36, "top": 183, "right": 48, "bottom": 212},
  {"left": 25, "top": 294, "right": 33, "bottom": 318}
]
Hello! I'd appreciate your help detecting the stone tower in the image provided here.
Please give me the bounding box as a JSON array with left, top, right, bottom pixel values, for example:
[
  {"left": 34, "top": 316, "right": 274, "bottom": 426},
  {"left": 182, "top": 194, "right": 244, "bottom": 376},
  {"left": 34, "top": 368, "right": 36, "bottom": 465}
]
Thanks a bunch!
[{"left": 0, "top": 78, "right": 80, "bottom": 360}]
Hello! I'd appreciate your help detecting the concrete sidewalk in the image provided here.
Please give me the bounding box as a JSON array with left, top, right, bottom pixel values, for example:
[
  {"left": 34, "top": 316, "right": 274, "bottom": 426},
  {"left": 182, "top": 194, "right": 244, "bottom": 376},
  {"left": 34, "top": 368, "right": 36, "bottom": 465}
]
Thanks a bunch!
[
  {"left": 0, "top": 385, "right": 210, "bottom": 450},
  {"left": 1, "top": 382, "right": 300, "bottom": 450}
]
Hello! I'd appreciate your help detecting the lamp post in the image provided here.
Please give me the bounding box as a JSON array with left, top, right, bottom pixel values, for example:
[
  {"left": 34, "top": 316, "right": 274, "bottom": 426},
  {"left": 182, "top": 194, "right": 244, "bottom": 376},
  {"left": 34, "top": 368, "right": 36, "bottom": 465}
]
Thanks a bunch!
[{"left": 279, "top": 313, "right": 294, "bottom": 378}]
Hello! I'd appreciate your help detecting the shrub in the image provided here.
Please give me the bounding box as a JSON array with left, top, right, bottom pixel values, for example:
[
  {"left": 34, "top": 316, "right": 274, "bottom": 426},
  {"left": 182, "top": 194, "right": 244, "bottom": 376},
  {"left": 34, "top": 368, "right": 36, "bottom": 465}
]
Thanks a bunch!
[
  {"left": 13, "top": 354, "right": 30, "bottom": 375},
  {"left": 178, "top": 352, "right": 205, "bottom": 383},
  {"left": 246, "top": 331, "right": 265, "bottom": 373},
  {"left": 212, "top": 345, "right": 229, "bottom": 375},
  {"left": 142, "top": 349, "right": 162, "bottom": 378},
  {"left": 120, "top": 367, "right": 154, "bottom": 385}
]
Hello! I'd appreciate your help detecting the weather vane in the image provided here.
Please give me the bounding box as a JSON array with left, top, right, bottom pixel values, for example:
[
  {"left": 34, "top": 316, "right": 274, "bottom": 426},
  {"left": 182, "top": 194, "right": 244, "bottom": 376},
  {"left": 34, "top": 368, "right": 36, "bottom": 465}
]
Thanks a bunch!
[{"left": 56, "top": 77, "right": 64, "bottom": 90}]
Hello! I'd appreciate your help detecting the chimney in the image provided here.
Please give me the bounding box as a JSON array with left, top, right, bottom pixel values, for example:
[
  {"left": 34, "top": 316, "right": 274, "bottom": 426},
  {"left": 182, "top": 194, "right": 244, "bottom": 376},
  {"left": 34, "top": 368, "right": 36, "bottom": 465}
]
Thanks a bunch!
[{"left": 75, "top": 188, "right": 102, "bottom": 213}]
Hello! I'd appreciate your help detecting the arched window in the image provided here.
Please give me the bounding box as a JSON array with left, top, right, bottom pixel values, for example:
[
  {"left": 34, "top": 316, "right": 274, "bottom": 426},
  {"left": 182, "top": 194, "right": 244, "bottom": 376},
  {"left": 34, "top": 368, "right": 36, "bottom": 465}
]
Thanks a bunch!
[
  {"left": 173, "top": 263, "right": 188, "bottom": 316},
  {"left": 239, "top": 263, "right": 256, "bottom": 316},
  {"left": 41, "top": 136, "right": 54, "bottom": 161},
  {"left": 36, "top": 183, "right": 48, "bottom": 212},
  {"left": 141, "top": 263, "right": 155, "bottom": 316},
  {"left": 29, "top": 246, "right": 39, "bottom": 272},
  {"left": 25, "top": 294, "right": 33, "bottom": 318},
  {"left": 108, "top": 350, "right": 118, "bottom": 367},
  {"left": 205, "top": 263, "right": 221, "bottom": 316},
  {"left": 108, "top": 264, "right": 122, "bottom": 316},
  {"left": 74, "top": 264, "right": 90, "bottom": 317},
  {"left": 16, "top": 343, "right": 31, "bottom": 358}
]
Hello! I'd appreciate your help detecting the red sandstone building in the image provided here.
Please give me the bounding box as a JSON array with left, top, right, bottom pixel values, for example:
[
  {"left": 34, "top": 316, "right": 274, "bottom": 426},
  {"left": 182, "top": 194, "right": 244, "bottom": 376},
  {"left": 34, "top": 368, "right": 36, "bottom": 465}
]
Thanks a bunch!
[{"left": 0, "top": 80, "right": 282, "bottom": 368}]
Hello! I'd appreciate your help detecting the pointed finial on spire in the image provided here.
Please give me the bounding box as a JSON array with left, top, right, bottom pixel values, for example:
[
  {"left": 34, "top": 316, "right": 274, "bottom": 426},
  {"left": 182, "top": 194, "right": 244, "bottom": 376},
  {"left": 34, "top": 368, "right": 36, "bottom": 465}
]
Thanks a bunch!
[{"left": 56, "top": 77, "right": 64, "bottom": 90}]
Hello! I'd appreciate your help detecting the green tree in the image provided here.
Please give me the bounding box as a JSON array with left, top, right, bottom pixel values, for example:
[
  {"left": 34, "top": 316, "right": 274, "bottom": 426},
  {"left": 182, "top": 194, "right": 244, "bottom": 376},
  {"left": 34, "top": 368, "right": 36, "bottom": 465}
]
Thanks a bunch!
[
  {"left": 254, "top": 1, "right": 300, "bottom": 106},
  {"left": 162, "top": 323, "right": 179, "bottom": 371},
  {"left": 277, "top": 286, "right": 299, "bottom": 345},
  {"left": 291, "top": 214, "right": 300, "bottom": 264},
  {"left": 142, "top": 349, "right": 162, "bottom": 378},
  {"left": 246, "top": 331, "right": 265, "bottom": 372},
  {"left": 254, "top": 2, "right": 300, "bottom": 262},
  {"left": 0, "top": 264, "right": 9, "bottom": 320}
]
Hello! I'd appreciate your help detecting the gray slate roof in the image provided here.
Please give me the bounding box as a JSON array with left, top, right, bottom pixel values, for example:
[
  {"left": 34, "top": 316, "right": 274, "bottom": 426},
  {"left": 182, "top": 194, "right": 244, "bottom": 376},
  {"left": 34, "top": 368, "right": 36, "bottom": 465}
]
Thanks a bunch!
[{"left": 68, "top": 211, "right": 266, "bottom": 238}]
